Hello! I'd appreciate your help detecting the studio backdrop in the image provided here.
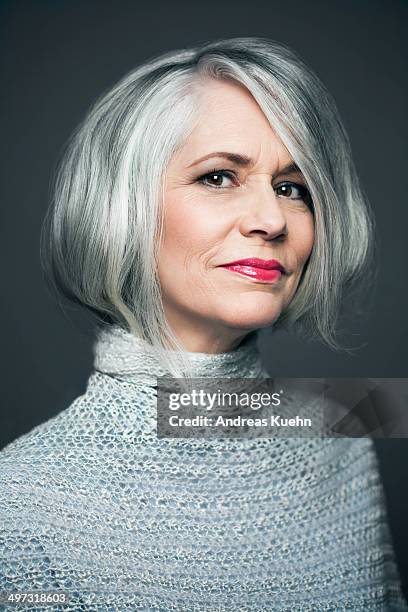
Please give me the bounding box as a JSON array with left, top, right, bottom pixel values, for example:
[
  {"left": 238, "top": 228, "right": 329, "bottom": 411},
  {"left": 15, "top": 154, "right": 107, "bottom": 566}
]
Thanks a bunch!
[{"left": 1, "top": 0, "right": 407, "bottom": 600}]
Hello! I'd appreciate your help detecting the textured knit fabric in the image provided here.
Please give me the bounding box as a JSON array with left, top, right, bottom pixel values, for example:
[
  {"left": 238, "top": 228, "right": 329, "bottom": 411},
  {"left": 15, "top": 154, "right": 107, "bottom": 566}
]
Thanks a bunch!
[{"left": 0, "top": 324, "right": 407, "bottom": 611}]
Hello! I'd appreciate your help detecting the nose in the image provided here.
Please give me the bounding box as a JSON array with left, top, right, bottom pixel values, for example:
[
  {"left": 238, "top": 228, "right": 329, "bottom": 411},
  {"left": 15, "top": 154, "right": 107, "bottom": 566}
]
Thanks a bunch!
[{"left": 238, "top": 186, "right": 288, "bottom": 240}]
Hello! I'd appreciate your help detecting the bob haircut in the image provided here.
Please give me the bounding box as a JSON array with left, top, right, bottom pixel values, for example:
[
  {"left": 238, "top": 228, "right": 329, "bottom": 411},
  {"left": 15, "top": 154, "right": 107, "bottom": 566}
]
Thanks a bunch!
[{"left": 41, "top": 37, "right": 374, "bottom": 378}]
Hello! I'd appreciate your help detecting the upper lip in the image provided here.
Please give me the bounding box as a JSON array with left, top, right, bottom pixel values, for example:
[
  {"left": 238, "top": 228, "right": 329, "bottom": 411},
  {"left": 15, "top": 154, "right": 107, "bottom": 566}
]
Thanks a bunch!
[{"left": 219, "top": 258, "right": 286, "bottom": 273}]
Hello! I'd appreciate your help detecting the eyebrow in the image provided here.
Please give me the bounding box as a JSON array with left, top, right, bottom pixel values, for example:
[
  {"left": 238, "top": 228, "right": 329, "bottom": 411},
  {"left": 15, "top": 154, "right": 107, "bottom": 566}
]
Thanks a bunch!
[{"left": 187, "top": 151, "right": 301, "bottom": 177}]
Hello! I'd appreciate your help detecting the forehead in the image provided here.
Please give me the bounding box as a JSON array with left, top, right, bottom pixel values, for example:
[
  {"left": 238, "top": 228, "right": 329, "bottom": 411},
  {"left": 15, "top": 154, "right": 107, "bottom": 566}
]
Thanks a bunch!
[{"left": 174, "top": 79, "right": 290, "bottom": 166}]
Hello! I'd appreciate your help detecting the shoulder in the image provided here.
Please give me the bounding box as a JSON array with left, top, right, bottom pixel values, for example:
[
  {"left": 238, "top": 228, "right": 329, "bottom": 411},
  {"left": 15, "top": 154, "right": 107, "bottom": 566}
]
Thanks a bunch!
[
  {"left": 0, "top": 371, "right": 150, "bottom": 516},
  {"left": 0, "top": 371, "right": 143, "bottom": 461},
  {"left": 0, "top": 372, "right": 130, "bottom": 518},
  {"left": 0, "top": 373, "right": 126, "bottom": 594}
]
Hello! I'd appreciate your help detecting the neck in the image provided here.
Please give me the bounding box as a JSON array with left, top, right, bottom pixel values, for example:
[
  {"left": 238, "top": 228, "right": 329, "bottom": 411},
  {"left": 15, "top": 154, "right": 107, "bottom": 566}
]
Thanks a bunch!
[
  {"left": 172, "top": 329, "right": 255, "bottom": 354},
  {"left": 163, "top": 309, "right": 257, "bottom": 354},
  {"left": 92, "top": 324, "right": 268, "bottom": 385}
]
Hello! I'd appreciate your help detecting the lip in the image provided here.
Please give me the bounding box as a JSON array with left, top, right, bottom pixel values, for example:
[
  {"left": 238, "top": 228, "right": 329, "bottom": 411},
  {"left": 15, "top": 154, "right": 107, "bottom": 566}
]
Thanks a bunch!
[
  {"left": 218, "top": 258, "right": 286, "bottom": 283},
  {"left": 220, "top": 258, "right": 286, "bottom": 272}
]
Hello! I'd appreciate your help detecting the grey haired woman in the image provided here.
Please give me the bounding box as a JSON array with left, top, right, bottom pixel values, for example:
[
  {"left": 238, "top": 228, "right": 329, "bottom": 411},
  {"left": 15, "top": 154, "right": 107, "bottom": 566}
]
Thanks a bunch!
[{"left": 0, "top": 37, "right": 406, "bottom": 610}]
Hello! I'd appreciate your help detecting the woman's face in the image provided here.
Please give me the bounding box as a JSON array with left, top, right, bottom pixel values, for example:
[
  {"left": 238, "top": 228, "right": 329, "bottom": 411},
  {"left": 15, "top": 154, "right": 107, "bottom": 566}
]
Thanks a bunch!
[{"left": 158, "top": 79, "right": 314, "bottom": 353}]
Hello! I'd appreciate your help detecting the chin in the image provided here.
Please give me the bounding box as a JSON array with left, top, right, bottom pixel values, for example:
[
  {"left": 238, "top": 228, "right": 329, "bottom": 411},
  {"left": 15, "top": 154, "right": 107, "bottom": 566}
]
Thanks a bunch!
[{"left": 217, "top": 302, "right": 282, "bottom": 331}]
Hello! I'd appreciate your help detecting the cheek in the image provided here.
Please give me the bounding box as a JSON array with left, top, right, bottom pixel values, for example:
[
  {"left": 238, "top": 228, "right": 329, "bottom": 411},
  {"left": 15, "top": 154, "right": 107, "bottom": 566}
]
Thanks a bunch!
[
  {"left": 159, "top": 191, "right": 227, "bottom": 266},
  {"left": 157, "top": 192, "right": 223, "bottom": 297},
  {"left": 290, "top": 212, "right": 315, "bottom": 266}
]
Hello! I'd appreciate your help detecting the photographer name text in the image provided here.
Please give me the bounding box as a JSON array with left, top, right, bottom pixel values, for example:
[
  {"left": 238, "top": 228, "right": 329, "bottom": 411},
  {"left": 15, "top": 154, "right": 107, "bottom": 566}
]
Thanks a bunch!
[{"left": 167, "top": 415, "right": 312, "bottom": 428}]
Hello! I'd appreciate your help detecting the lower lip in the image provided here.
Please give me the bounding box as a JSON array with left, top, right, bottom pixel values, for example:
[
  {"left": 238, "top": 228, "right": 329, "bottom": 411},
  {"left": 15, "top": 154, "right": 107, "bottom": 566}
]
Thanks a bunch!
[{"left": 220, "top": 265, "right": 283, "bottom": 282}]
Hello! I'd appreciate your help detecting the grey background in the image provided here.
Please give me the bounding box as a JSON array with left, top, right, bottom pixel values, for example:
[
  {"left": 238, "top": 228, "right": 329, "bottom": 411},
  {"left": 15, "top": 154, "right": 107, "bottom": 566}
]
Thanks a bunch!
[{"left": 1, "top": 0, "right": 407, "bottom": 596}]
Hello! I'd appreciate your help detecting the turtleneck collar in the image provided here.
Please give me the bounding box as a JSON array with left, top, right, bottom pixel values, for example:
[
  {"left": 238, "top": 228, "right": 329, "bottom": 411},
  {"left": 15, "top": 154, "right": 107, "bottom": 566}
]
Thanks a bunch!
[{"left": 92, "top": 324, "right": 268, "bottom": 385}]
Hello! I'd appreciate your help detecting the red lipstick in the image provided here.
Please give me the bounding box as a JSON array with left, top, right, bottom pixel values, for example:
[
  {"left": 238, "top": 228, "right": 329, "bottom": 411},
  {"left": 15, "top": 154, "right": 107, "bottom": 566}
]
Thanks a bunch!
[{"left": 219, "top": 258, "right": 286, "bottom": 282}]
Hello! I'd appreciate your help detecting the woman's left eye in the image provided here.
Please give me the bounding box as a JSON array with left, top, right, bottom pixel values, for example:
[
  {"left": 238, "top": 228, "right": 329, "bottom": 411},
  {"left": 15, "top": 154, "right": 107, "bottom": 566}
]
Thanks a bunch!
[
  {"left": 274, "top": 182, "right": 310, "bottom": 201},
  {"left": 197, "top": 169, "right": 237, "bottom": 189}
]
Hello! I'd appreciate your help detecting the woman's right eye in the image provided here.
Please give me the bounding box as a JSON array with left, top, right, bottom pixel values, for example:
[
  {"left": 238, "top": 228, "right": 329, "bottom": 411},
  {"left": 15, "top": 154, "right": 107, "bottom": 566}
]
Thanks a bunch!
[{"left": 197, "top": 169, "right": 237, "bottom": 189}]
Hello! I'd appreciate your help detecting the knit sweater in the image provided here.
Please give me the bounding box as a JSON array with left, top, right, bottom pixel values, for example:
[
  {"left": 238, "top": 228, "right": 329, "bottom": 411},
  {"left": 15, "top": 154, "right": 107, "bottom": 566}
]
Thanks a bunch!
[{"left": 0, "top": 324, "right": 407, "bottom": 611}]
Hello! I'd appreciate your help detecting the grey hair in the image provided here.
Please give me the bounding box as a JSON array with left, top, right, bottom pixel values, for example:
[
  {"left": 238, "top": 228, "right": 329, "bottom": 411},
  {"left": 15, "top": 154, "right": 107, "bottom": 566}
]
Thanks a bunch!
[{"left": 40, "top": 37, "right": 375, "bottom": 378}]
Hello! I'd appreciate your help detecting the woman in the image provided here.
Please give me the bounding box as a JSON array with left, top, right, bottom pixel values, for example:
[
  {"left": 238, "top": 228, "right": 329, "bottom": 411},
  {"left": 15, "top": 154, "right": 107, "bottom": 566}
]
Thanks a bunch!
[{"left": 0, "top": 37, "right": 406, "bottom": 610}]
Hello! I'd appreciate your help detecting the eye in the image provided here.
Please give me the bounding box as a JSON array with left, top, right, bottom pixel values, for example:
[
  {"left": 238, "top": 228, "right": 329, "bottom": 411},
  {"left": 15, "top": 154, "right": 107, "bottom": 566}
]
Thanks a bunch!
[
  {"left": 197, "top": 169, "right": 237, "bottom": 189},
  {"left": 274, "top": 181, "right": 311, "bottom": 203}
]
